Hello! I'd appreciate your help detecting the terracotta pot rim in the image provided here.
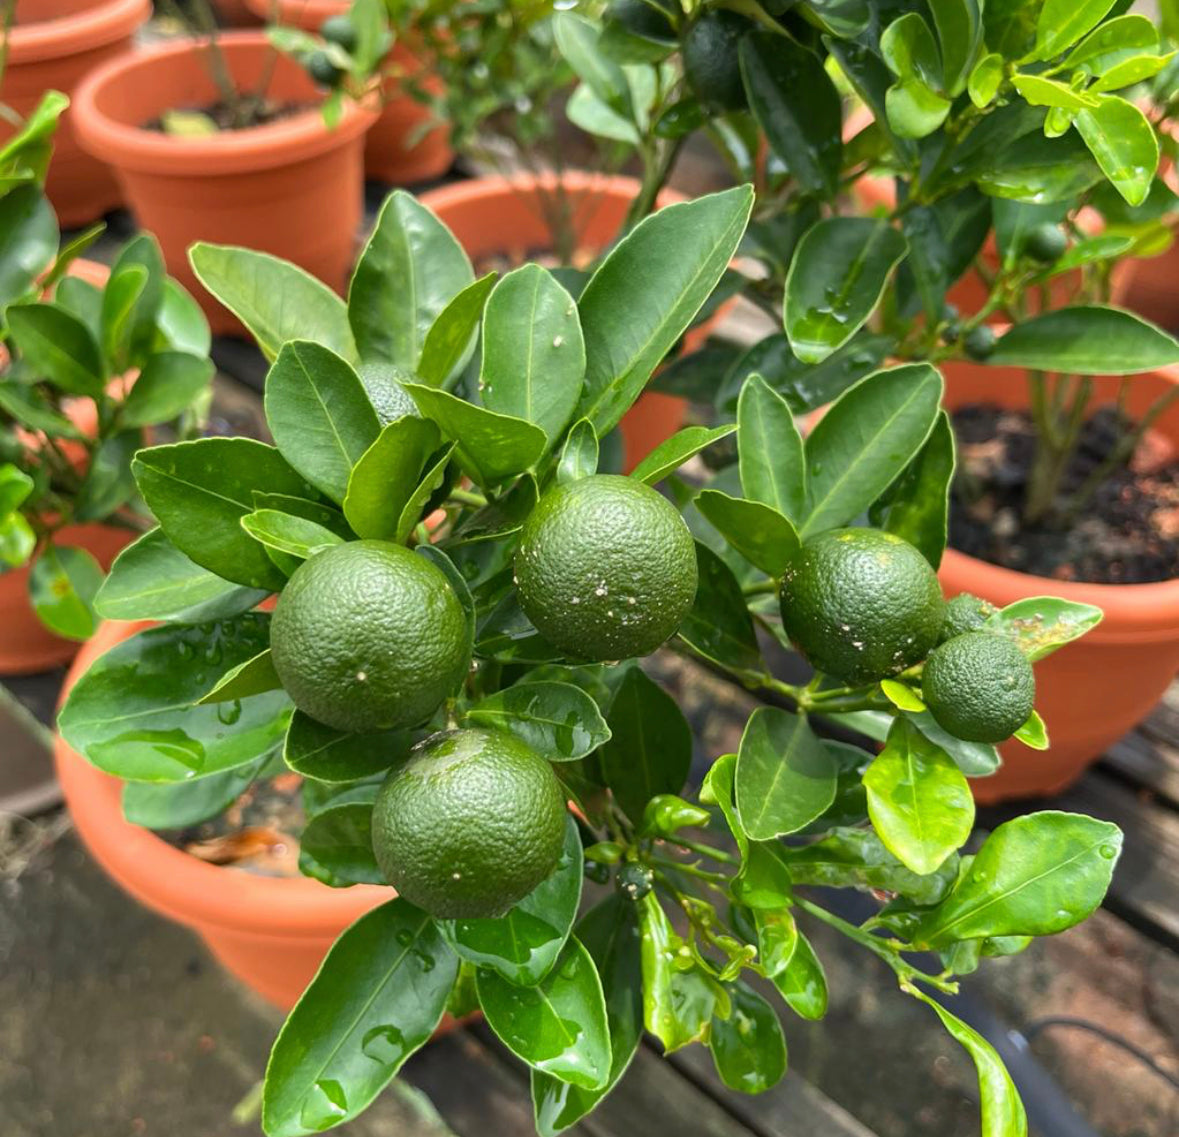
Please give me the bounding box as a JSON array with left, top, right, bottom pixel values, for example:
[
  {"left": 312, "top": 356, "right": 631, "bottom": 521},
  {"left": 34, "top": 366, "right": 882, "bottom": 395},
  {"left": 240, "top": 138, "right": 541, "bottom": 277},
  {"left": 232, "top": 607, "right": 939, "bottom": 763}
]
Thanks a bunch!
[
  {"left": 7, "top": 0, "right": 149, "bottom": 64},
  {"left": 417, "top": 168, "right": 688, "bottom": 214},
  {"left": 55, "top": 619, "right": 388, "bottom": 938},
  {"left": 71, "top": 32, "right": 378, "bottom": 177},
  {"left": 245, "top": 0, "right": 348, "bottom": 25}
]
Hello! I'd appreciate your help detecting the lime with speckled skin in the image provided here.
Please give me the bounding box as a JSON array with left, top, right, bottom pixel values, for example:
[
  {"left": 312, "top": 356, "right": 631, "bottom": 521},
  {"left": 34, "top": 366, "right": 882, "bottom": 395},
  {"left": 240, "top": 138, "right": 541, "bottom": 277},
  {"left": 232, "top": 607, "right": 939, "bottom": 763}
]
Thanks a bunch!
[
  {"left": 940, "top": 593, "right": 999, "bottom": 643},
  {"left": 371, "top": 727, "right": 567, "bottom": 918},
  {"left": 683, "top": 11, "right": 750, "bottom": 112},
  {"left": 922, "top": 631, "right": 1035, "bottom": 743},
  {"left": 514, "top": 474, "right": 697, "bottom": 661},
  {"left": 270, "top": 540, "right": 468, "bottom": 733},
  {"left": 321, "top": 13, "right": 357, "bottom": 52},
  {"left": 307, "top": 50, "right": 344, "bottom": 88},
  {"left": 779, "top": 528, "right": 944, "bottom": 685},
  {"left": 357, "top": 361, "right": 421, "bottom": 424}
]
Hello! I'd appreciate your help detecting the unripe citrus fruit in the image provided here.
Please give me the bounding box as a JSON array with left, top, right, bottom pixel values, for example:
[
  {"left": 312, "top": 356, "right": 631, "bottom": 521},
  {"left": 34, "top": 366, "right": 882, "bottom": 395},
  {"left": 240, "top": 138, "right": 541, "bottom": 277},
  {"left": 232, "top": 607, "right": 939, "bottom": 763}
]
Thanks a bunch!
[
  {"left": 1025, "top": 223, "right": 1067, "bottom": 263},
  {"left": 683, "top": 11, "right": 750, "bottom": 112},
  {"left": 371, "top": 727, "right": 567, "bottom": 918},
  {"left": 307, "top": 50, "right": 344, "bottom": 88},
  {"left": 940, "top": 592, "right": 999, "bottom": 643},
  {"left": 608, "top": 0, "right": 675, "bottom": 40},
  {"left": 778, "top": 528, "right": 944, "bottom": 685},
  {"left": 922, "top": 631, "right": 1035, "bottom": 743},
  {"left": 616, "top": 863, "right": 654, "bottom": 900},
  {"left": 321, "top": 14, "right": 357, "bottom": 52},
  {"left": 964, "top": 325, "right": 997, "bottom": 360},
  {"left": 357, "top": 361, "right": 420, "bottom": 424},
  {"left": 270, "top": 540, "right": 468, "bottom": 733},
  {"left": 514, "top": 474, "right": 697, "bottom": 661}
]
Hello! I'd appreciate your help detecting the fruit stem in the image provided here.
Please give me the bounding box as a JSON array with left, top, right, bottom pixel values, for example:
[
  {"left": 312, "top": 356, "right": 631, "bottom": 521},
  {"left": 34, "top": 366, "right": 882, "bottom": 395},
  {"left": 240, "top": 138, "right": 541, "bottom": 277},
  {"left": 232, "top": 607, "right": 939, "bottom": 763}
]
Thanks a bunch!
[
  {"left": 662, "top": 836, "right": 740, "bottom": 864},
  {"left": 741, "top": 578, "right": 778, "bottom": 597},
  {"left": 448, "top": 487, "right": 489, "bottom": 508}
]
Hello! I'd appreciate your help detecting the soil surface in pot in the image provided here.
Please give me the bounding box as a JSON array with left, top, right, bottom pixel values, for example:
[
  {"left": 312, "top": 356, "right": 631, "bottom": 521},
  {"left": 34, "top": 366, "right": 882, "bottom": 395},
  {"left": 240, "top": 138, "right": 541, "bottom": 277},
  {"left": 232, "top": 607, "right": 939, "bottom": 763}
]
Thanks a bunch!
[
  {"left": 950, "top": 403, "right": 1179, "bottom": 584},
  {"left": 144, "top": 99, "right": 316, "bottom": 133}
]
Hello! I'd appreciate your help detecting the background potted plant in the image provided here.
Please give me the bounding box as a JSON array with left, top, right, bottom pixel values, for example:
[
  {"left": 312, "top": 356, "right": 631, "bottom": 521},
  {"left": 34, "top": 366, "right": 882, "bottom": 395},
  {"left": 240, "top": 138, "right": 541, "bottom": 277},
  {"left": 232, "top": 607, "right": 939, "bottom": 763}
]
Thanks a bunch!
[
  {"left": 56, "top": 181, "right": 1121, "bottom": 1137},
  {"left": 70, "top": 28, "right": 378, "bottom": 334},
  {"left": 631, "top": 0, "right": 1179, "bottom": 800},
  {"left": 0, "top": 98, "right": 215, "bottom": 675},
  {"left": 0, "top": 0, "right": 150, "bottom": 226}
]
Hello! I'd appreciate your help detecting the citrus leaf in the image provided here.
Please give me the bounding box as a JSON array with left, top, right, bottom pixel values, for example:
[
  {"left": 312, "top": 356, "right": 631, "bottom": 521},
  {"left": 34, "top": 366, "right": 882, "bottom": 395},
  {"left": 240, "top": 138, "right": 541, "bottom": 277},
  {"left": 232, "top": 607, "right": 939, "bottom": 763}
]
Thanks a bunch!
[
  {"left": 417, "top": 272, "right": 497, "bottom": 388},
  {"left": 197, "top": 648, "right": 282, "bottom": 704},
  {"left": 120, "top": 351, "right": 214, "bottom": 428},
  {"left": 558, "top": 419, "right": 599, "bottom": 485},
  {"left": 283, "top": 710, "right": 413, "bottom": 784},
  {"left": 694, "top": 489, "right": 799, "bottom": 577},
  {"left": 466, "top": 682, "right": 610, "bottom": 761},
  {"left": 984, "top": 596, "right": 1103, "bottom": 659},
  {"left": 241, "top": 510, "right": 344, "bottom": 561},
  {"left": 708, "top": 981, "right": 787, "bottom": 1094},
  {"left": 629, "top": 424, "right": 736, "bottom": 486},
  {"left": 28, "top": 545, "right": 102, "bottom": 640},
  {"left": 343, "top": 416, "right": 441, "bottom": 540},
  {"left": 737, "top": 373, "right": 806, "bottom": 525},
  {"left": 677, "top": 541, "right": 762, "bottom": 674},
  {"left": 6, "top": 303, "right": 104, "bottom": 396}
]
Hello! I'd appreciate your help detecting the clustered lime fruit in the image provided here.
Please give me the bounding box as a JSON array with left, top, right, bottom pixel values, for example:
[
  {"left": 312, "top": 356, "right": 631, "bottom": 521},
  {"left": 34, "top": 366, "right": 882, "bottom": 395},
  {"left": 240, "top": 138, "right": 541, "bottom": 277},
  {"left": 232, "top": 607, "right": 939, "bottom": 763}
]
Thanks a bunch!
[
  {"left": 306, "top": 50, "right": 344, "bottom": 88},
  {"left": 683, "top": 11, "right": 750, "bottom": 112},
  {"left": 357, "top": 361, "right": 421, "bottom": 424},
  {"left": 515, "top": 474, "right": 698, "bottom": 661},
  {"left": 321, "top": 13, "right": 357, "bottom": 52},
  {"left": 371, "top": 727, "right": 567, "bottom": 918},
  {"left": 940, "top": 592, "right": 999, "bottom": 642},
  {"left": 922, "top": 630, "right": 1035, "bottom": 743},
  {"left": 270, "top": 540, "right": 469, "bottom": 733},
  {"left": 778, "top": 528, "right": 944, "bottom": 685}
]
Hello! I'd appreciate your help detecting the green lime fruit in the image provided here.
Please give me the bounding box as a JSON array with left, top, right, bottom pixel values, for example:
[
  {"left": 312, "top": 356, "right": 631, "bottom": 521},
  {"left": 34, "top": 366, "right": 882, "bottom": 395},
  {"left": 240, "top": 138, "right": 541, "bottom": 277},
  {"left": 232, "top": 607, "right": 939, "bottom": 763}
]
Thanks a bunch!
[
  {"left": 371, "top": 727, "right": 567, "bottom": 918},
  {"left": 608, "top": 0, "right": 675, "bottom": 40},
  {"left": 514, "top": 474, "right": 697, "bottom": 662},
  {"left": 922, "top": 631, "right": 1035, "bottom": 743},
  {"left": 1025, "top": 223, "right": 1068, "bottom": 263},
  {"left": 964, "top": 325, "right": 997, "bottom": 360},
  {"left": 778, "top": 528, "right": 945, "bottom": 685},
  {"left": 307, "top": 50, "right": 344, "bottom": 88},
  {"left": 584, "top": 860, "right": 611, "bottom": 884},
  {"left": 357, "top": 361, "right": 420, "bottom": 425},
  {"left": 940, "top": 592, "right": 1000, "bottom": 643},
  {"left": 683, "top": 11, "right": 750, "bottom": 112},
  {"left": 270, "top": 540, "right": 468, "bottom": 733},
  {"left": 320, "top": 14, "right": 357, "bottom": 52},
  {"left": 615, "top": 862, "right": 654, "bottom": 900}
]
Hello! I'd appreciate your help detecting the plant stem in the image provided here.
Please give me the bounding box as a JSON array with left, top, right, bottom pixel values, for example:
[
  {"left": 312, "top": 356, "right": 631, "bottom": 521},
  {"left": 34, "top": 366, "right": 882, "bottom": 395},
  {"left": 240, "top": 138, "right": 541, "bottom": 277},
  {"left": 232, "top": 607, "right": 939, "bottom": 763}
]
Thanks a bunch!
[
  {"left": 741, "top": 578, "right": 778, "bottom": 597},
  {"left": 448, "top": 487, "right": 488, "bottom": 508},
  {"left": 663, "top": 836, "right": 740, "bottom": 864}
]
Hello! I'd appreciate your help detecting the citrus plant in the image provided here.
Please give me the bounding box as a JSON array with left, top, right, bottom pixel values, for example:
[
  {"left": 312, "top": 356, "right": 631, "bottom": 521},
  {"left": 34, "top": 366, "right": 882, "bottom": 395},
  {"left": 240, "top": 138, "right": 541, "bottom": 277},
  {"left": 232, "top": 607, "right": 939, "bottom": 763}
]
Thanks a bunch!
[
  {"left": 57, "top": 183, "right": 1122, "bottom": 1136},
  {"left": 0, "top": 93, "right": 214, "bottom": 638}
]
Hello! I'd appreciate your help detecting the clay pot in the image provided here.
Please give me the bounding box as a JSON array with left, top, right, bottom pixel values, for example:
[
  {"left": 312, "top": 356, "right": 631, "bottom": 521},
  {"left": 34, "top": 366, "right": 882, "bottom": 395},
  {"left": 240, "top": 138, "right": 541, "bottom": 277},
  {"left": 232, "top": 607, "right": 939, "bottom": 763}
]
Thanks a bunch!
[
  {"left": 1, "top": 0, "right": 150, "bottom": 227},
  {"left": 938, "top": 357, "right": 1179, "bottom": 802},
  {"left": 71, "top": 32, "right": 377, "bottom": 335},
  {"left": 56, "top": 619, "right": 390, "bottom": 1008},
  {"left": 245, "top": 0, "right": 453, "bottom": 184},
  {"left": 417, "top": 173, "right": 718, "bottom": 470}
]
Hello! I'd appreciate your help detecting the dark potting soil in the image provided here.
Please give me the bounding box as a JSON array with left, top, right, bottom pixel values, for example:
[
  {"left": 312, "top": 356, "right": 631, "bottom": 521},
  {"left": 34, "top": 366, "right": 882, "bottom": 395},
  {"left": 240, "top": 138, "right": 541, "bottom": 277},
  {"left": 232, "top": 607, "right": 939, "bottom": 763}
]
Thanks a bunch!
[
  {"left": 144, "top": 99, "right": 317, "bottom": 134},
  {"left": 949, "top": 403, "right": 1179, "bottom": 585}
]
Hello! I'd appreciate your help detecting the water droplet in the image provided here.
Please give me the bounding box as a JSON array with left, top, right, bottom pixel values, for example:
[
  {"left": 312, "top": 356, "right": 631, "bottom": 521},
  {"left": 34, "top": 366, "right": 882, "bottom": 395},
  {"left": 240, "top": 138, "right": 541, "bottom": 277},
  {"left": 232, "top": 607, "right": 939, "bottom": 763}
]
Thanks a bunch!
[
  {"left": 177, "top": 641, "right": 196, "bottom": 661},
  {"left": 395, "top": 929, "right": 414, "bottom": 946},
  {"left": 361, "top": 1024, "right": 405, "bottom": 1064},
  {"left": 299, "top": 1080, "right": 349, "bottom": 1131},
  {"left": 217, "top": 699, "right": 242, "bottom": 725},
  {"left": 411, "top": 949, "right": 436, "bottom": 972},
  {"left": 203, "top": 641, "right": 223, "bottom": 666},
  {"left": 1099, "top": 844, "right": 1117, "bottom": 860}
]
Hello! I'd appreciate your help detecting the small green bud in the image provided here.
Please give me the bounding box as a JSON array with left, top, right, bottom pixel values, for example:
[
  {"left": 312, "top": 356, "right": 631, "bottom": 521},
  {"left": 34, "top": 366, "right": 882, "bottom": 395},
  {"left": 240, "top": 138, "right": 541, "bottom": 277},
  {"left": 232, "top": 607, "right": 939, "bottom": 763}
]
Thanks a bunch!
[
  {"left": 641, "top": 793, "right": 711, "bottom": 837},
  {"left": 307, "top": 50, "right": 344, "bottom": 88},
  {"left": 1024, "top": 223, "right": 1068, "bottom": 264},
  {"left": 584, "top": 840, "right": 624, "bottom": 865},
  {"left": 615, "top": 862, "right": 654, "bottom": 900},
  {"left": 964, "top": 325, "right": 997, "bottom": 360},
  {"left": 584, "top": 860, "right": 611, "bottom": 884}
]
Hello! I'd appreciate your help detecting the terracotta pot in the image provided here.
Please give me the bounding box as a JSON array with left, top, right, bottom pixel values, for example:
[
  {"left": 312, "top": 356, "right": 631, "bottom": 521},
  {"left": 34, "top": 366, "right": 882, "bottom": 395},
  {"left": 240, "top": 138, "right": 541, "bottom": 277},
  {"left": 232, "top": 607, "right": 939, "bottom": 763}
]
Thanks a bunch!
[
  {"left": 1121, "top": 160, "right": 1179, "bottom": 331},
  {"left": 246, "top": 0, "right": 453, "bottom": 184},
  {"left": 71, "top": 33, "right": 377, "bottom": 335},
  {"left": 418, "top": 173, "right": 718, "bottom": 470},
  {"left": 211, "top": 0, "right": 264, "bottom": 26},
  {"left": 56, "top": 620, "right": 391, "bottom": 1008},
  {"left": 938, "top": 357, "right": 1179, "bottom": 802},
  {"left": 1, "top": 0, "right": 150, "bottom": 227}
]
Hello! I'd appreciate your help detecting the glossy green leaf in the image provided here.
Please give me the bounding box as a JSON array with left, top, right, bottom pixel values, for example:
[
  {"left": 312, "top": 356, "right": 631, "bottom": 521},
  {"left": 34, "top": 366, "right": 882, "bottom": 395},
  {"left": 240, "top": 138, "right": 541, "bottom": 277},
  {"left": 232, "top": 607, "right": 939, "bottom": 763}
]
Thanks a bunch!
[
  {"left": 122, "top": 752, "right": 275, "bottom": 830},
  {"left": 1014, "top": 710, "right": 1050, "bottom": 750},
  {"left": 58, "top": 616, "right": 292, "bottom": 783},
  {"left": 396, "top": 443, "right": 456, "bottom": 543},
  {"left": 404, "top": 384, "right": 546, "bottom": 487},
  {"left": 779, "top": 826, "right": 958, "bottom": 906},
  {"left": 766, "top": 921, "right": 828, "bottom": 1021},
  {"left": 95, "top": 528, "right": 268, "bottom": 623},
  {"left": 629, "top": 424, "right": 736, "bottom": 486},
  {"left": 478, "top": 936, "right": 611, "bottom": 1090},
  {"left": 1091, "top": 54, "right": 1175, "bottom": 94},
  {"left": 740, "top": 32, "right": 841, "bottom": 197},
  {"left": 449, "top": 815, "right": 582, "bottom": 986},
  {"left": 984, "top": 596, "right": 1103, "bottom": 660},
  {"left": 348, "top": 190, "right": 474, "bottom": 369},
  {"left": 105, "top": 234, "right": 165, "bottom": 368},
  {"left": 532, "top": 895, "right": 642, "bottom": 1137},
  {"left": 873, "top": 410, "right": 956, "bottom": 568},
  {"left": 910, "top": 989, "right": 1028, "bottom": 1137},
  {"left": 881, "top": 679, "right": 926, "bottom": 712},
  {"left": 977, "top": 132, "right": 1102, "bottom": 203},
  {"left": 576, "top": 186, "right": 753, "bottom": 435},
  {"left": 864, "top": 717, "right": 974, "bottom": 875},
  {"left": 417, "top": 272, "right": 497, "bottom": 388},
  {"left": 677, "top": 541, "right": 762, "bottom": 674},
  {"left": 908, "top": 711, "right": 1001, "bottom": 777},
  {"left": 189, "top": 243, "right": 354, "bottom": 362},
  {"left": 599, "top": 667, "right": 692, "bottom": 824},
  {"left": 481, "top": 266, "right": 585, "bottom": 444},
  {"left": 886, "top": 78, "right": 952, "bottom": 139},
  {"left": 1033, "top": 0, "right": 1118, "bottom": 62},
  {"left": 342, "top": 416, "right": 440, "bottom": 540},
  {"left": 785, "top": 218, "right": 907, "bottom": 365},
  {"left": 264, "top": 341, "right": 381, "bottom": 503},
  {"left": 0, "top": 464, "right": 33, "bottom": 514},
  {"left": 988, "top": 307, "right": 1179, "bottom": 375},
  {"left": 301, "top": 801, "right": 383, "bottom": 886},
  {"left": 283, "top": 710, "right": 412, "bottom": 784},
  {"left": 881, "top": 12, "right": 941, "bottom": 87},
  {"left": 554, "top": 12, "right": 634, "bottom": 119},
  {"left": 801, "top": 364, "right": 943, "bottom": 538},
  {"left": 1074, "top": 95, "right": 1158, "bottom": 207},
  {"left": 74, "top": 429, "right": 139, "bottom": 522},
  {"left": 158, "top": 278, "right": 211, "bottom": 358},
  {"left": 638, "top": 893, "right": 718, "bottom": 1052},
  {"left": 7, "top": 303, "right": 104, "bottom": 396},
  {"left": 735, "top": 707, "right": 837, "bottom": 840},
  {"left": 466, "top": 681, "right": 609, "bottom": 761},
  {"left": 694, "top": 489, "right": 799, "bottom": 577},
  {"left": 915, "top": 812, "right": 1123, "bottom": 946},
  {"left": 968, "top": 52, "right": 1004, "bottom": 107},
  {"left": 262, "top": 899, "right": 457, "bottom": 1137},
  {"left": 1062, "top": 14, "right": 1157, "bottom": 73},
  {"left": 451, "top": 475, "right": 539, "bottom": 543},
  {"left": 98, "top": 264, "right": 148, "bottom": 377},
  {"left": 133, "top": 438, "right": 312, "bottom": 590},
  {"left": 557, "top": 419, "right": 598, "bottom": 485},
  {"left": 0, "top": 184, "right": 57, "bottom": 306},
  {"left": 737, "top": 374, "right": 806, "bottom": 525},
  {"left": 241, "top": 510, "right": 344, "bottom": 561},
  {"left": 119, "top": 351, "right": 214, "bottom": 428},
  {"left": 928, "top": 0, "right": 982, "bottom": 95},
  {"left": 197, "top": 648, "right": 282, "bottom": 704},
  {"left": 1011, "top": 73, "right": 1098, "bottom": 110},
  {"left": 708, "top": 982, "right": 787, "bottom": 1094},
  {"left": 28, "top": 545, "right": 102, "bottom": 639}
]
